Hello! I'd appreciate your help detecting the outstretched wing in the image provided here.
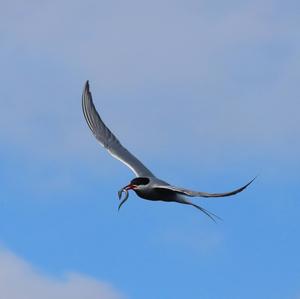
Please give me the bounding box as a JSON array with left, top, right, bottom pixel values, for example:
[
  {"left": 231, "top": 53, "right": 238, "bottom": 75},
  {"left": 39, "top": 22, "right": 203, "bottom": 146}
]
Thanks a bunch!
[
  {"left": 82, "top": 81, "right": 154, "bottom": 177},
  {"left": 154, "top": 177, "right": 256, "bottom": 198}
]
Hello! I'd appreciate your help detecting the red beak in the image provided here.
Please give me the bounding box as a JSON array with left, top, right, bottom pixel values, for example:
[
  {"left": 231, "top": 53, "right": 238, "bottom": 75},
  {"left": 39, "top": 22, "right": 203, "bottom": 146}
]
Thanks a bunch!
[{"left": 124, "top": 184, "right": 137, "bottom": 190}]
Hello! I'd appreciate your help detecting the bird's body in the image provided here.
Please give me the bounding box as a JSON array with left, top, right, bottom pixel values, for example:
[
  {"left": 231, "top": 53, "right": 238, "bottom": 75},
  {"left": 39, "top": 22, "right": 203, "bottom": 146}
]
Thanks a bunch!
[
  {"left": 130, "top": 177, "right": 180, "bottom": 201},
  {"left": 82, "top": 81, "right": 255, "bottom": 221}
]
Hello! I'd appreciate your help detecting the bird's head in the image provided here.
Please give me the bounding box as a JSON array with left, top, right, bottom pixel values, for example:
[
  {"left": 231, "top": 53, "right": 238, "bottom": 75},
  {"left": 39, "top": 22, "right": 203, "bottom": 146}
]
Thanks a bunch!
[
  {"left": 117, "top": 177, "right": 150, "bottom": 210},
  {"left": 124, "top": 177, "right": 150, "bottom": 191}
]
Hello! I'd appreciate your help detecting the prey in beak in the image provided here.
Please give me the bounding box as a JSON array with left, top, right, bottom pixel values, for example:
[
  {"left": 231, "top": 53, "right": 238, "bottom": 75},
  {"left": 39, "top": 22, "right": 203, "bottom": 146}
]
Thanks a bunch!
[{"left": 117, "top": 184, "right": 137, "bottom": 210}]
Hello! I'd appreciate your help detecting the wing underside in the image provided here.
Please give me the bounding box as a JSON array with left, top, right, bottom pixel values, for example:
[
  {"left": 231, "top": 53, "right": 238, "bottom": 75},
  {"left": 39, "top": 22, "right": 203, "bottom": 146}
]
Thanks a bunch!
[
  {"left": 154, "top": 177, "right": 256, "bottom": 198},
  {"left": 82, "top": 81, "right": 154, "bottom": 177}
]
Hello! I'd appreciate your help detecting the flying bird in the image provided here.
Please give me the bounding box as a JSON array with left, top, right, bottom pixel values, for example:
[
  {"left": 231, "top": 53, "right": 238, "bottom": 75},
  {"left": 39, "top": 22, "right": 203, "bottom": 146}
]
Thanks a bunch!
[{"left": 82, "top": 81, "right": 255, "bottom": 221}]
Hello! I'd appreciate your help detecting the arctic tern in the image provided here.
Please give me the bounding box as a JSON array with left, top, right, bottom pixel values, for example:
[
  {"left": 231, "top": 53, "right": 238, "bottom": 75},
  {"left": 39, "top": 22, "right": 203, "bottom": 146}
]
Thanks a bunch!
[{"left": 82, "top": 81, "right": 255, "bottom": 221}]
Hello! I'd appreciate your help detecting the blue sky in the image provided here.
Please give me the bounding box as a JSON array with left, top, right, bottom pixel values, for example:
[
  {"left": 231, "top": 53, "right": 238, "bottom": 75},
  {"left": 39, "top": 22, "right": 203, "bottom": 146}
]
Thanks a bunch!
[{"left": 0, "top": 0, "right": 300, "bottom": 298}]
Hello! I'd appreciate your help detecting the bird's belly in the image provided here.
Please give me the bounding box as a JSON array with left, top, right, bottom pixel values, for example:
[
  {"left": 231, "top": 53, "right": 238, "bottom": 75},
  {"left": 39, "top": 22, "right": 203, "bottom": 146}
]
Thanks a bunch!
[{"left": 135, "top": 189, "right": 179, "bottom": 202}]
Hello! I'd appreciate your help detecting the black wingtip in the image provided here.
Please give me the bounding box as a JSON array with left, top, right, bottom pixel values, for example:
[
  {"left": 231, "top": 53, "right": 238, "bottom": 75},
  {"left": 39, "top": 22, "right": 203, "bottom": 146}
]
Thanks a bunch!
[
  {"left": 83, "top": 81, "right": 91, "bottom": 100},
  {"left": 82, "top": 81, "right": 90, "bottom": 97},
  {"left": 229, "top": 176, "right": 257, "bottom": 196},
  {"left": 244, "top": 175, "right": 257, "bottom": 190}
]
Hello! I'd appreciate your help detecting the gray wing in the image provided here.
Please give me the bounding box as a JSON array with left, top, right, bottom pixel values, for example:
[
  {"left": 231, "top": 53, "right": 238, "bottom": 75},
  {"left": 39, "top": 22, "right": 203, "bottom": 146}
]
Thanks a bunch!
[
  {"left": 154, "top": 177, "right": 256, "bottom": 198},
  {"left": 82, "top": 81, "right": 154, "bottom": 177}
]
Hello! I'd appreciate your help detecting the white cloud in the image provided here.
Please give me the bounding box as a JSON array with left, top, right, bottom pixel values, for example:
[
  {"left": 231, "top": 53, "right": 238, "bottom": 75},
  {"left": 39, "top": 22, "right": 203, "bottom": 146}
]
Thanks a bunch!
[
  {"left": 0, "top": 0, "right": 299, "bottom": 171},
  {"left": 1, "top": 0, "right": 280, "bottom": 86},
  {"left": 0, "top": 249, "right": 125, "bottom": 299}
]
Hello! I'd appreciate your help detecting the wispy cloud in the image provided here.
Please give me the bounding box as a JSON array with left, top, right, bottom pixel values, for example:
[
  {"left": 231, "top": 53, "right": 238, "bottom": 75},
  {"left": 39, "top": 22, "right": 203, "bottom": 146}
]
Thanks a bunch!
[
  {"left": 0, "top": 248, "right": 125, "bottom": 299},
  {"left": 0, "top": 0, "right": 299, "bottom": 169}
]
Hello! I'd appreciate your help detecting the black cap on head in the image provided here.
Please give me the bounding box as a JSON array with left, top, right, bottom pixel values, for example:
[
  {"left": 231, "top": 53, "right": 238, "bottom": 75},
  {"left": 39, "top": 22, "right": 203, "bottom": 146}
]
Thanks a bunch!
[{"left": 131, "top": 177, "right": 150, "bottom": 186}]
